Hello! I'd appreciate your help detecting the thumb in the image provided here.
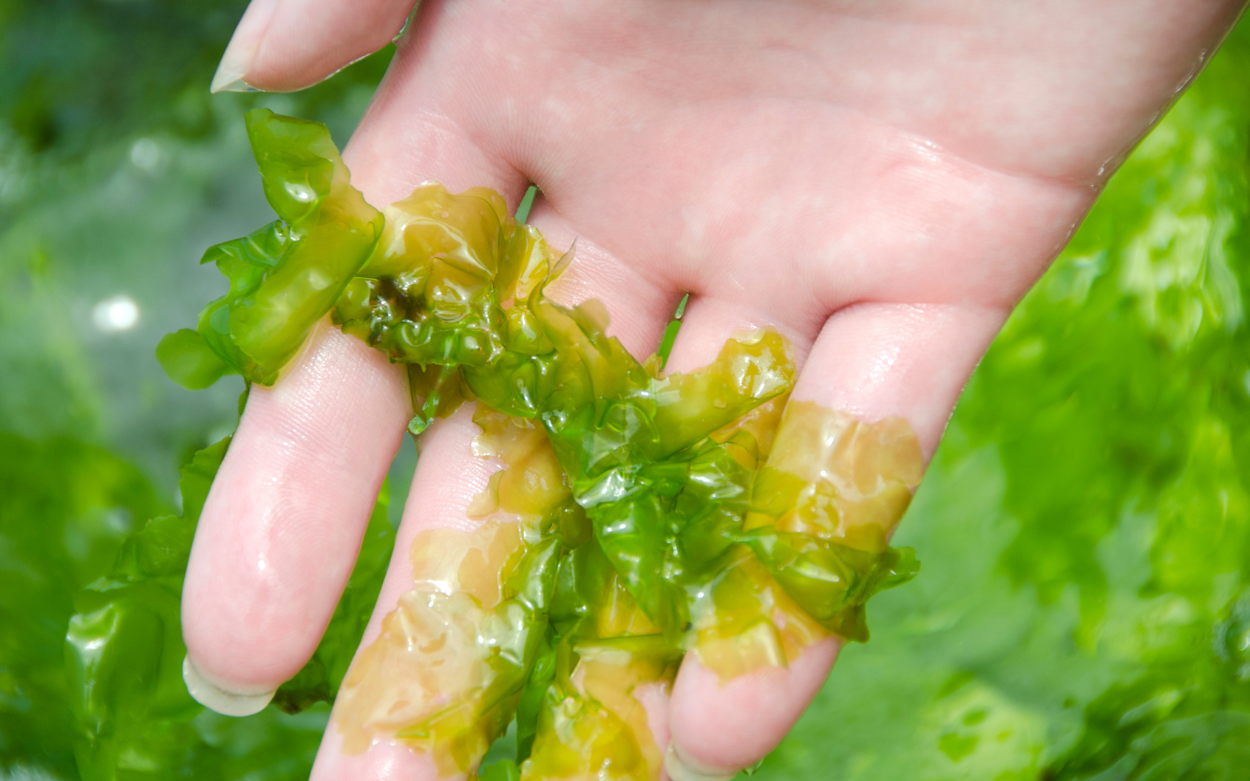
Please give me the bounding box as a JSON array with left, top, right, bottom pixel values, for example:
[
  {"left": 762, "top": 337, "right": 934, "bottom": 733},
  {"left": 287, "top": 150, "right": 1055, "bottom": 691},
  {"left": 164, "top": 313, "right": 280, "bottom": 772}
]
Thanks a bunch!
[{"left": 211, "top": 0, "right": 417, "bottom": 93}]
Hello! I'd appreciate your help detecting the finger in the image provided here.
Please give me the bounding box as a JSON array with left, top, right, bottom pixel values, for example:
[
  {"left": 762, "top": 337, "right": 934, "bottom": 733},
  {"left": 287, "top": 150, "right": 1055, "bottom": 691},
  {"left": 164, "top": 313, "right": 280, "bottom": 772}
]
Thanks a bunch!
[
  {"left": 185, "top": 14, "right": 536, "bottom": 714},
  {"left": 210, "top": 0, "right": 417, "bottom": 93},
  {"left": 663, "top": 299, "right": 1007, "bottom": 779},
  {"left": 310, "top": 211, "right": 680, "bottom": 779},
  {"left": 181, "top": 322, "right": 411, "bottom": 714},
  {"left": 310, "top": 407, "right": 499, "bottom": 781}
]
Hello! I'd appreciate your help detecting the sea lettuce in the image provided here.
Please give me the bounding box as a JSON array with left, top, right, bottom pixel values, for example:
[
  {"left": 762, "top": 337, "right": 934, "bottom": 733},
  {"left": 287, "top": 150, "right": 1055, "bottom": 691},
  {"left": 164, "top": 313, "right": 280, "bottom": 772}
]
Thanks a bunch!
[
  {"left": 156, "top": 109, "right": 383, "bottom": 388},
  {"left": 0, "top": 434, "right": 164, "bottom": 779},
  {"left": 142, "top": 109, "right": 924, "bottom": 779},
  {"left": 63, "top": 436, "right": 395, "bottom": 781}
]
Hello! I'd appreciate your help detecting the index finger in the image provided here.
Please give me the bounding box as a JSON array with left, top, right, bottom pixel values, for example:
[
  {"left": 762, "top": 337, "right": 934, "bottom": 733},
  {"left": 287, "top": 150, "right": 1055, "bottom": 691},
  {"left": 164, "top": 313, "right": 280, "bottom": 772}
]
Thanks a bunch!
[{"left": 181, "top": 0, "right": 533, "bottom": 711}]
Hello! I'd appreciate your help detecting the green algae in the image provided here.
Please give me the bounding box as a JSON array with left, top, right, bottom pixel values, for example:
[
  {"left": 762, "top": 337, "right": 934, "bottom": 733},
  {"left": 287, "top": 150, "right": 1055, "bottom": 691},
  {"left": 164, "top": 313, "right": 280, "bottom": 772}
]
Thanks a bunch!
[{"left": 144, "top": 109, "right": 922, "bottom": 780}]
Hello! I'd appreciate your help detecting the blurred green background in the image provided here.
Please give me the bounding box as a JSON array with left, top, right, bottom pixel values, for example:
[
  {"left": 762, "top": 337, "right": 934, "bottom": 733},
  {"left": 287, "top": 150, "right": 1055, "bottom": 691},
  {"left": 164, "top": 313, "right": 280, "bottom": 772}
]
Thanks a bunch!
[{"left": 3, "top": 2, "right": 1250, "bottom": 779}]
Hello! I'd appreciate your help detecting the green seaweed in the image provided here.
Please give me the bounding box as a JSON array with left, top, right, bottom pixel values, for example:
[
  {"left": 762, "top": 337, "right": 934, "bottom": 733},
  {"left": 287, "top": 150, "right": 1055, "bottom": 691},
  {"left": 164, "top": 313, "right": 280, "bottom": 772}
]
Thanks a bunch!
[
  {"left": 2, "top": 10, "right": 1243, "bottom": 781},
  {"left": 0, "top": 434, "right": 165, "bottom": 779},
  {"left": 156, "top": 109, "right": 383, "bottom": 388},
  {"left": 138, "top": 109, "right": 922, "bottom": 780},
  {"left": 63, "top": 436, "right": 395, "bottom": 780}
]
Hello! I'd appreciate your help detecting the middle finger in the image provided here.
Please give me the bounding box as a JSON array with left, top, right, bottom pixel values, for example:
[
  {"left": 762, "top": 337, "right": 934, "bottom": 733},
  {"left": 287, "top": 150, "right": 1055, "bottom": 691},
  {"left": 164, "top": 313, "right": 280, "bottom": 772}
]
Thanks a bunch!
[{"left": 310, "top": 209, "right": 679, "bottom": 779}]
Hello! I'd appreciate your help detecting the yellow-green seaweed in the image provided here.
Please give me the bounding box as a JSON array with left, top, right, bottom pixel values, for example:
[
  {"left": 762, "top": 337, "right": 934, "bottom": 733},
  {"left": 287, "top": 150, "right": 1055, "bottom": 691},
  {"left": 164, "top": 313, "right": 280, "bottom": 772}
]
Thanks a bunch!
[{"left": 150, "top": 109, "right": 924, "bottom": 780}]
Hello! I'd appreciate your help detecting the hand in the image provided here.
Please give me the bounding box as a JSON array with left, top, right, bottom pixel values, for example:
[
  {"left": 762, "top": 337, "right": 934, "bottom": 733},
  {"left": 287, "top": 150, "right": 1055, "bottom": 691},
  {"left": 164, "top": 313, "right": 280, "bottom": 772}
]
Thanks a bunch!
[{"left": 180, "top": 1, "right": 1246, "bottom": 778}]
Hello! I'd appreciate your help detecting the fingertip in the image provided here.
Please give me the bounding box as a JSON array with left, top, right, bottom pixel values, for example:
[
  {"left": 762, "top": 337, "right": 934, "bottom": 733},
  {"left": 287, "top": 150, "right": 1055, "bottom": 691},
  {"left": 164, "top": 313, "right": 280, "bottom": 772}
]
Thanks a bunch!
[
  {"left": 667, "top": 638, "right": 840, "bottom": 775},
  {"left": 312, "top": 722, "right": 443, "bottom": 781},
  {"left": 210, "top": 0, "right": 277, "bottom": 93},
  {"left": 213, "top": 0, "right": 416, "bottom": 94},
  {"left": 663, "top": 743, "right": 736, "bottom": 781},
  {"left": 182, "top": 654, "right": 276, "bottom": 716}
]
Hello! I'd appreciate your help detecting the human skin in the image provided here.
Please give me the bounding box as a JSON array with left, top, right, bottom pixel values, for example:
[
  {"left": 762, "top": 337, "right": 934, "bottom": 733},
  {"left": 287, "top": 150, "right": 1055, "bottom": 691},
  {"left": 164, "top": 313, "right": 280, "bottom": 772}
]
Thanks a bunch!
[{"left": 179, "top": 1, "right": 1248, "bottom": 778}]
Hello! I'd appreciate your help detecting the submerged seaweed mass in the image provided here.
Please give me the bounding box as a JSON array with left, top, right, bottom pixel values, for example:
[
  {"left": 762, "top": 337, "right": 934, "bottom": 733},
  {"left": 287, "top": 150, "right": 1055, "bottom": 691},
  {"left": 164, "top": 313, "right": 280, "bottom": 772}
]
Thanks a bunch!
[{"left": 137, "top": 109, "right": 921, "bottom": 779}]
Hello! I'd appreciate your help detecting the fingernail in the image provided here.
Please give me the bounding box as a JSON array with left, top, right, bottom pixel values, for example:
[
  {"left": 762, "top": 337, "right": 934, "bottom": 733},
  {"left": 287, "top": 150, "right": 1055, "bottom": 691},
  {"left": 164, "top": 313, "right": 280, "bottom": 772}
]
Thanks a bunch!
[
  {"left": 210, "top": 0, "right": 281, "bottom": 93},
  {"left": 664, "top": 743, "right": 738, "bottom": 781},
  {"left": 182, "top": 655, "right": 276, "bottom": 716},
  {"left": 210, "top": 71, "right": 261, "bottom": 94}
]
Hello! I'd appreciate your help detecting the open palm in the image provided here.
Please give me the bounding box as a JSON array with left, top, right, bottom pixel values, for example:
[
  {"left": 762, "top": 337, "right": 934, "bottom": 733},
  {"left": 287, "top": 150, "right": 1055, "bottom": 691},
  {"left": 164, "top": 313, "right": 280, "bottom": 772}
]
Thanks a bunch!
[{"left": 179, "top": 1, "right": 1246, "bottom": 778}]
